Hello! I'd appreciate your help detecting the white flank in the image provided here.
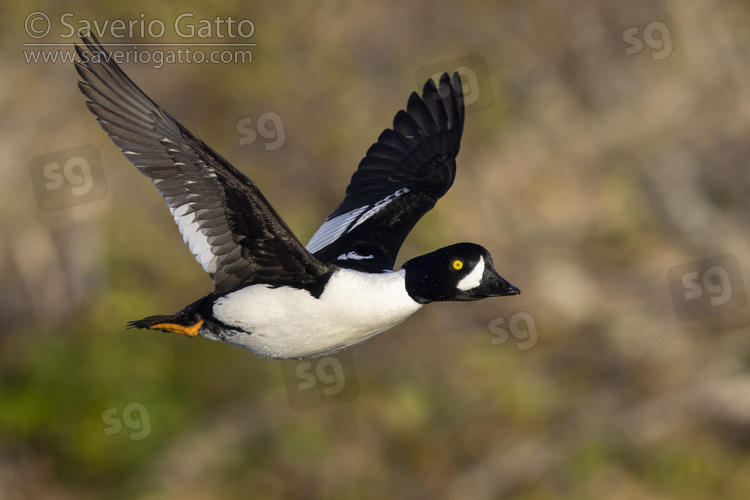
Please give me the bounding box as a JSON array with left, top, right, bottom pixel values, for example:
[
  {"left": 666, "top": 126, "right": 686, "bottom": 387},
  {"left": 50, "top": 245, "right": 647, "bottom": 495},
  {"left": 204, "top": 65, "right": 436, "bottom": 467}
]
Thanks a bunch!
[{"left": 210, "top": 268, "right": 422, "bottom": 359}]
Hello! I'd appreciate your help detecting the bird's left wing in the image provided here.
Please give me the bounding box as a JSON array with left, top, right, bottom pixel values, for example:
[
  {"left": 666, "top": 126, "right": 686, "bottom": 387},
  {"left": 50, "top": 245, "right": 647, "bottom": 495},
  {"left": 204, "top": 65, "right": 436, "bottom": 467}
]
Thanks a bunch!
[
  {"left": 306, "top": 73, "right": 465, "bottom": 272},
  {"left": 75, "top": 34, "right": 332, "bottom": 294}
]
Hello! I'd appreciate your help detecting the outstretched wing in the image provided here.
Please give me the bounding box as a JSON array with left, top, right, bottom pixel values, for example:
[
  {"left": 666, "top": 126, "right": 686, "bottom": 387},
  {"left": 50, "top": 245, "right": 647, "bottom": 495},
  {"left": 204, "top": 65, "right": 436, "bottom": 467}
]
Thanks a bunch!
[
  {"left": 306, "top": 72, "right": 465, "bottom": 272},
  {"left": 75, "top": 34, "right": 331, "bottom": 294}
]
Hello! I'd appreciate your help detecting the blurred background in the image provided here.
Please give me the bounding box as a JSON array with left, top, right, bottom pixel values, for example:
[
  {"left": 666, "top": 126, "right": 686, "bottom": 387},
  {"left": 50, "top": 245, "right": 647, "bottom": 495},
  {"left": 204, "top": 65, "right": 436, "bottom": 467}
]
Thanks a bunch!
[{"left": 4, "top": 0, "right": 750, "bottom": 498}]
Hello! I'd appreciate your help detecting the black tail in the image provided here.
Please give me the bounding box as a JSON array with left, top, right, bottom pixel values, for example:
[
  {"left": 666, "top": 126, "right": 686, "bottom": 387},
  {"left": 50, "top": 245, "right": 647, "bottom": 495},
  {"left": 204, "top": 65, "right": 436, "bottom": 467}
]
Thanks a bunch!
[
  {"left": 127, "top": 314, "right": 192, "bottom": 331},
  {"left": 127, "top": 313, "right": 205, "bottom": 337},
  {"left": 127, "top": 294, "right": 215, "bottom": 336}
]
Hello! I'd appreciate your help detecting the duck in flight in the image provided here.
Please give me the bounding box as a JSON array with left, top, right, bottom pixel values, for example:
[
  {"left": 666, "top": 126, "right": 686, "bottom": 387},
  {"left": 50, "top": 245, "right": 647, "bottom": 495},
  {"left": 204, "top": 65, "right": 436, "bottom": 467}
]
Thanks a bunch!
[{"left": 75, "top": 34, "right": 519, "bottom": 360}]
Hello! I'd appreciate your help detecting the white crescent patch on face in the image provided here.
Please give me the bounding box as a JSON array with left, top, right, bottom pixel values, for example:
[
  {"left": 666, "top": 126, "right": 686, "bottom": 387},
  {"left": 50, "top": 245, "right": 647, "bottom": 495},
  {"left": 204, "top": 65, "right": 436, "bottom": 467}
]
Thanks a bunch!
[{"left": 457, "top": 256, "right": 485, "bottom": 291}]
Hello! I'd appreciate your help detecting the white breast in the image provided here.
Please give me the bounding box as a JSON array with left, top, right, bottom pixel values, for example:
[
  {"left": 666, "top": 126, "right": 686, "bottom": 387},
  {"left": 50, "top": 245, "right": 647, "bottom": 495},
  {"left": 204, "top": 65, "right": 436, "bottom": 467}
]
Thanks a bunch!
[{"left": 210, "top": 269, "right": 422, "bottom": 359}]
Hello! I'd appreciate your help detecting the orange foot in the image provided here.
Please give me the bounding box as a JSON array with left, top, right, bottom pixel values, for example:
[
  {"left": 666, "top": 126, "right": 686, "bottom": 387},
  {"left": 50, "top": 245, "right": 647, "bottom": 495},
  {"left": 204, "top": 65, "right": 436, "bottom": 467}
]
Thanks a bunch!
[{"left": 148, "top": 320, "right": 204, "bottom": 337}]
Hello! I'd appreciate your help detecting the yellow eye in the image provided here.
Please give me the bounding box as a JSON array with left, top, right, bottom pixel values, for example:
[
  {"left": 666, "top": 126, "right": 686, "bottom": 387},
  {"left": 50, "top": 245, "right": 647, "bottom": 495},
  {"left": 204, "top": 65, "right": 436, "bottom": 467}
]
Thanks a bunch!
[{"left": 452, "top": 260, "right": 463, "bottom": 270}]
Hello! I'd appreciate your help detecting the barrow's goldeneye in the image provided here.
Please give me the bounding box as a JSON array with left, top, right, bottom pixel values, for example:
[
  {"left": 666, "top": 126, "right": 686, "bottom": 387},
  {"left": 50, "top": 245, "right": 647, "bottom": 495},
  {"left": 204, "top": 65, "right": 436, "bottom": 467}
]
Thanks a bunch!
[{"left": 75, "top": 34, "right": 519, "bottom": 359}]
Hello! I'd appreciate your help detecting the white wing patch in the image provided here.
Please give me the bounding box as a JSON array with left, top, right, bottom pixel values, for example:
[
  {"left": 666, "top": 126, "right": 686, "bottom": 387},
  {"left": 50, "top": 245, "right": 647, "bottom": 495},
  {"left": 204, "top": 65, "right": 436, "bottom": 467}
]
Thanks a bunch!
[
  {"left": 306, "top": 187, "right": 410, "bottom": 254},
  {"left": 457, "top": 256, "right": 485, "bottom": 291},
  {"left": 337, "top": 252, "right": 374, "bottom": 261},
  {"left": 170, "top": 204, "right": 219, "bottom": 274},
  {"left": 350, "top": 187, "right": 410, "bottom": 231},
  {"left": 305, "top": 206, "right": 367, "bottom": 254}
]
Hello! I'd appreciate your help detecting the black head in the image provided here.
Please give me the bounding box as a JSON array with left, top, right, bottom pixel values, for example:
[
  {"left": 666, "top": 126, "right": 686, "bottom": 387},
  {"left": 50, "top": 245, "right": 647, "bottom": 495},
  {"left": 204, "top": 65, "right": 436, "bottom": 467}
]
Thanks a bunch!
[{"left": 402, "top": 242, "right": 520, "bottom": 305}]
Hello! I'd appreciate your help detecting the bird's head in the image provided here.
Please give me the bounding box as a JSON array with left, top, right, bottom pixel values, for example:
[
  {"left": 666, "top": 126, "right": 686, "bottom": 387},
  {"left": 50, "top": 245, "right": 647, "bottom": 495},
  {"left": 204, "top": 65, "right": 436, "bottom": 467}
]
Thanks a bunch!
[{"left": 402, "top": 242, "right": 519, "bottom": 304}]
